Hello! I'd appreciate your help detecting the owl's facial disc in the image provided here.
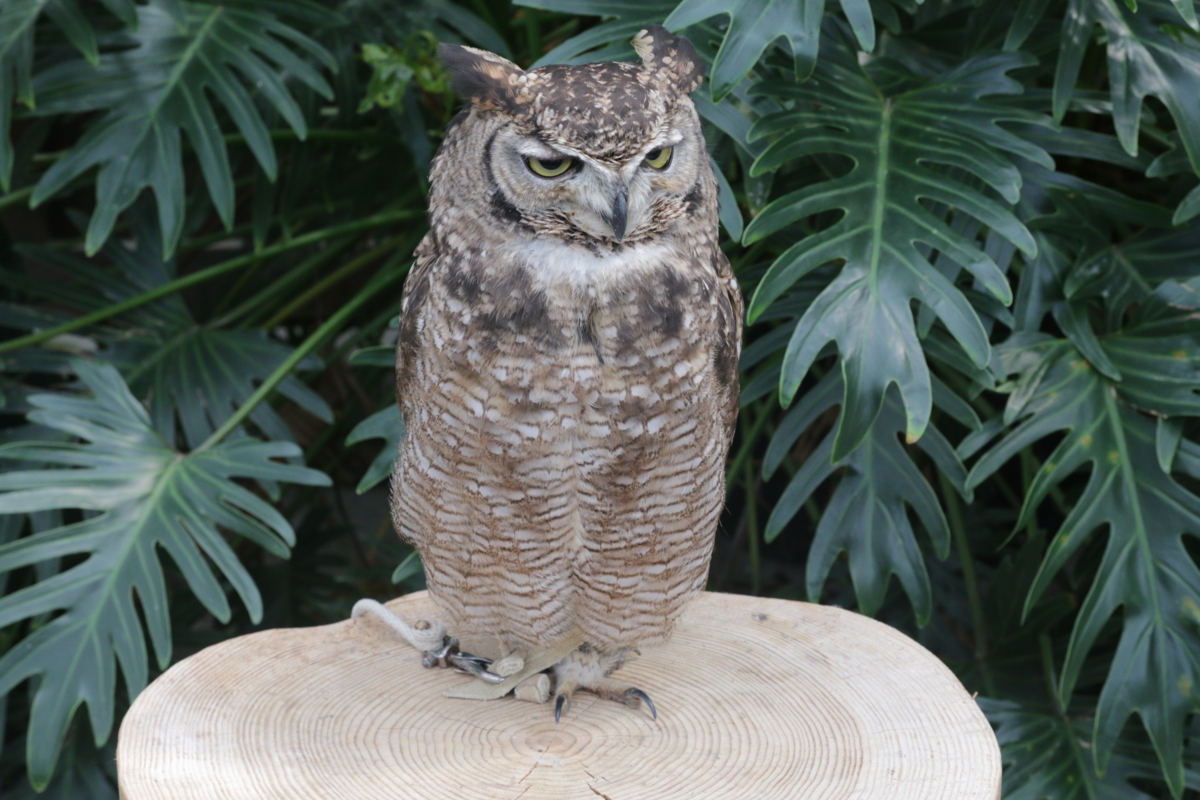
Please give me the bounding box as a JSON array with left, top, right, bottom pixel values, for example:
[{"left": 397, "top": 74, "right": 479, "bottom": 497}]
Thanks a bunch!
[{"left": 488, "top": 122, "right": 694, "bottom": 245}]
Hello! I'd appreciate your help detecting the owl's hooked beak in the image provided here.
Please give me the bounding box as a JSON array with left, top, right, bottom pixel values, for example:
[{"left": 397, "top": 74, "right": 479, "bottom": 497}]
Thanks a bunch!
[{"left": 608, "top": 185, "right": 629, "bottom": 241}]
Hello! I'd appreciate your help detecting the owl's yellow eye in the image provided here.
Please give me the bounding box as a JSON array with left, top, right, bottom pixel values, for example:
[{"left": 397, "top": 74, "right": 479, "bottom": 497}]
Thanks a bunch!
[
  {"left": 643, "top": 147, "right": 673, "bottom": 169},
  {"left": 526, "top": 156, "right": 573, "bottom": 178}
]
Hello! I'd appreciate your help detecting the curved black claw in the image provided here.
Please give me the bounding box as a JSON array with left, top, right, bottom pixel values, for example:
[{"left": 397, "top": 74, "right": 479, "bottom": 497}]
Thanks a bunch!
[
  {"left": 628, "top": 688, "right": 657, "bottom": 720},
  {"left": 554, "top": 693, "right": 570, "bottom": 724}
]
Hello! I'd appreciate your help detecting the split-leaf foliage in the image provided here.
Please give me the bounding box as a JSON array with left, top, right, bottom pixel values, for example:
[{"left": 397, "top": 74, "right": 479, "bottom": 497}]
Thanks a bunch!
[{"left": 1, "top": 0, "right": 1199, "bottom": 796}]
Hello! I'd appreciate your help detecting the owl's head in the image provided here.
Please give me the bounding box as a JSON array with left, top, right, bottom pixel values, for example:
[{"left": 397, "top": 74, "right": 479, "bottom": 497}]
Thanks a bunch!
[{"left": 434, "top": 26, "right": 713, "bottom": 249}]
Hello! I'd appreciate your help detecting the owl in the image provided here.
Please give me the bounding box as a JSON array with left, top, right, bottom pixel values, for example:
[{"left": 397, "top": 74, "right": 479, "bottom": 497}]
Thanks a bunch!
[{"left": 390, "top": 25, "right": 742, "bottom": 721}]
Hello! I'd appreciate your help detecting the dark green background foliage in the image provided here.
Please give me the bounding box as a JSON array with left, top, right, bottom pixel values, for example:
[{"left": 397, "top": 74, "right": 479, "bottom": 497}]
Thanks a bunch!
[{"left": 0, "top": 0, "right": 1199, "bottom": 795}]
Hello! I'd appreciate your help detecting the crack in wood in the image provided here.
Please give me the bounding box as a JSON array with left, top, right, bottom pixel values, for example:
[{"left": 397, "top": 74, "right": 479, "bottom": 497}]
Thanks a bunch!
[{"left": 587, "top": 782, "right": 615, "bottom": 800}]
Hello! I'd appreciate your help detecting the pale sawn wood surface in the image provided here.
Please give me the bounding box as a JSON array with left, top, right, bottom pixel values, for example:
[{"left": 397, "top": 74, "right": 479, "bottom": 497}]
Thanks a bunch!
[{"left": 117, "top": 590, "right": 1001, "bottom": 800}]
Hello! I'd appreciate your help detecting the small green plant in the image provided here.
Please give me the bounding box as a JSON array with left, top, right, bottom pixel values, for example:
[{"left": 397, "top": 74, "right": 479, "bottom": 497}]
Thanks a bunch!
[{"left": 359, "top": 33, "right": 452, "bottom": 114}]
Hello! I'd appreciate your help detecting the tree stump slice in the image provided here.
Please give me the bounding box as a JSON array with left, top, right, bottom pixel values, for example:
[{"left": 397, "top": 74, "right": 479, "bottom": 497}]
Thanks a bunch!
[{"left": 117, "top": 591, "right": 1000, "bottom": 799}]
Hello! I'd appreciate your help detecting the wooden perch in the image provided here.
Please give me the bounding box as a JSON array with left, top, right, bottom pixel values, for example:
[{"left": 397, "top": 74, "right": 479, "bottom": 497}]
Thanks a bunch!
[{"left": 117, "top": 591, "right": 1000, "bottom": 799}]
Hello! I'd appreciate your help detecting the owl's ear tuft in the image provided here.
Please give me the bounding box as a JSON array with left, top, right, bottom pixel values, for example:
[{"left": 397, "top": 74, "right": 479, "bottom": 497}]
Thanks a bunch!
[
  {"left": 439, "top": 44, "right": 526, "bottom": 110},
  {"left": 632, "top": 25, "right": 704, "bottom": 95}
]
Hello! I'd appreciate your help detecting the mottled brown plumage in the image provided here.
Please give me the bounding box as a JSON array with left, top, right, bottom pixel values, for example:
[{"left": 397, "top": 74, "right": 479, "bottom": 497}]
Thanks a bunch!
[{"left": 391, "top": 26, "right": 741, "bottom": 717}]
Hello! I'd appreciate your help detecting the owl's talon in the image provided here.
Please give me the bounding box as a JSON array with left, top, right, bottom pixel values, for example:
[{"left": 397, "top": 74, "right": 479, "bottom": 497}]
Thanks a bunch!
[
  {"left": 627, "top": 688, "right": 657, "bottom": 720},
  {"left": 449, "top": 651, "right": 506, "bottom": 683},
  {"left": 554, "top": 693, "right": 570, "bottom": 723}
]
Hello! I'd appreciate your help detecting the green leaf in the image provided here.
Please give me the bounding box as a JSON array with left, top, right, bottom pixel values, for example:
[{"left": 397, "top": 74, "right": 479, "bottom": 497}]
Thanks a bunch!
[
  {"left": 420, "top": 0, "right": 511, "bottom": 58},
  {"left": 29, "top": 0, "right": 335, "bottom": 257},
  {"left": 44, "top": 0, "right": 98, "bottom": 65},
  {"left": 968, "top": 331, "right": 1200, "bottom": 796},
  {"left": 666, "top": 0, "right": 822, "bottom": 99},
  {"left": 391, "top": 549, "right": 422, "bottom": 584},
  {"left": 13, "top": 227, "right": 333, "bottom": 449},
  {"left": 712, "top": 154, "right": 744, "bottom": 240},
  {"left": 523, "top": 0, "right": 676, "bottom": 68},
  {"left": 345, "top": 404, "right": 405, "bottom": 494},
  {"left": 1173, "top": 183, "right": 1200, "bottom": 224},
  {"left": 982, "top": 698, "right": 1200, "bottom": 799},
  {"left": 0, "top": 0, "right": 127, "bottom": 190},
  {"left": 5, "top": 725, "right": 116, "bottom": 800},
  {"left": 358, "top": 44, "right": 416, "bottom": 113},
  {"left": 0, "top": 359, "right": 329, "bottom": 788},
  {"left": 763, "top": 372, "right": 956, "bottom": 625},
  {"left": 745, "top": 49, "right": 1045, "bottom": 458},
  {"left": 348, "top": 344, "right": 396, "bottom": 368},
  {"left": 125, "top": 328, "right": 334, "bottom": 449},
  {"left": 1004, "top": 0, "right": 1055, "bottom": 51},
  {"left": 350, "top": 0, "right": 511, "bottom": 60},
  {"left": 534, "top": 18, "right": 659, "bottom": 67},
  {"left": 1102, "top": 278, "right": 1200, "bottom": 418},
  {"left": 1053, "top": 0, "right": 1200, "bottom": 166},
  {"left": 665, "top": 0, "right": 876, "bottom": 99}
]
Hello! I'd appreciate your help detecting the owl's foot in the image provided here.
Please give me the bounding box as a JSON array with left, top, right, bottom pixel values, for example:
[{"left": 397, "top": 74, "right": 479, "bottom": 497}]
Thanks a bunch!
[
  {"left": 553, "top": 680, "right": 656, "bottom": 722},
  {"left": 551, "top": 647, "right": 657, "bottom": 723}
]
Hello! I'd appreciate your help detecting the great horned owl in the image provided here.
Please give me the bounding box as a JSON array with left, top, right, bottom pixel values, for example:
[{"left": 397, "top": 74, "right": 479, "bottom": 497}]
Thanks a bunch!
[{"left": 391, "top": 25, "right": 742, "bottom": 720}]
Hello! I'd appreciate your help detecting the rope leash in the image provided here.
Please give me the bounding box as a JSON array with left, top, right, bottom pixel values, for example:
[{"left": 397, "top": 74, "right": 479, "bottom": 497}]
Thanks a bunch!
[
  {"left": 351, "top": 599, "right": 447, "bottom": 652},
  {"left": 350, "top": 599, "right": 564, "bottom": 702}
]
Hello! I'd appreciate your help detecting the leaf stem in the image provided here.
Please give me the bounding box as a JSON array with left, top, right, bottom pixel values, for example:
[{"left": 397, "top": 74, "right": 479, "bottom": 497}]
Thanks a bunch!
[
  {"left": 260, "top": 237, "right": 406, "bottom": 330},
  {"left": 178, "top": 223, "right": 255, "bottom": 257},
  {"left": 0, "top": 186, "right": 33, "bottom": 211},
  {"left": 1039, "top": 632, "right": 1100, "bottom": 789},
  {"left": 323, "top": 283, "right": 406, "bottom": 365},
  {"left": 1019, "top": 451, "right": 1045, "bottom": 546},
  {"left": 0, "top": 209, "right": 418, "bottom": 356},
  {"left": 1039, "top": 632, "right": 1065, "bottom": 716},
  {"left": 223, "top": 128, "right": 408, "bottom": 148},
  {"left": 196, "top": 265, "right": 406, "bottom": 452},
  {"left": 215, "top": 237, "right": 357, "bottom": 326},
  {"left": 938, "top": 469, "right": 997, "bottom": 697}
]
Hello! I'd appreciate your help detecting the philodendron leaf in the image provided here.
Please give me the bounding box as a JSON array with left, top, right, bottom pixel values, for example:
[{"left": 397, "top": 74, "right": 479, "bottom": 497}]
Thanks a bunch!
[
  {"left": 520, "top": 0, "right": 675, "bottom": 68},
  {"left": 346, "top": 404, "right": 405, "bottom": 493},
  {"left": 745, "top": 48, "right": 1047, "bottom": 459},
  {"left": 1173, "top": 184, "right": 1200, "bottom": 224},
  {"left": 28, "top": 0, "right": 335, "bottom": 257},
  {"left": 1146, "top": 134, "right": 1200, "bottom": 224},
  {"left": 968, "top": 316, "right": 1200, "bottom": 796},
  {"left": 981, "top": 698, "right": 1200, "bottom": 799},
  {"left": 125, "top": 329, "right": 334, "bottom": 450},
  {"left": 762, "top": 371, "right": 959, "bottom": 625},
  {"left": 1028, "top": 189, "right": 1200, "bottom": 333},
  {"left": 665, "top": 0, "right": 877, "bottom": 100},
  {"left": 0, "top": 0, "right": 136, "bottom": 190},
  {"left": 1102, "top": 278, "right": 1200, "bottom": 418},
  {"left": 5, "top": 725, "right": 117, "bottom": 800},
  {"left": 0, "top": 360, "right": 330, "bottom": 788},
  {"left": 1053, "top": 0, "right": 1200, "bottom": 167},
  {"left": 14, "top": 223, "right": 332, "bottom": 450}
]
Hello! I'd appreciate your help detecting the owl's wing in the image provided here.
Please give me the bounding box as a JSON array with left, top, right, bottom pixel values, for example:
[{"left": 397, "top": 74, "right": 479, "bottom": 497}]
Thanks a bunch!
[
  {"left": 395, "top": 232, "right": 439, "bottom": 413},
  {"left": 712, "top": 246, "right": 743, "bottom": 438}
]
